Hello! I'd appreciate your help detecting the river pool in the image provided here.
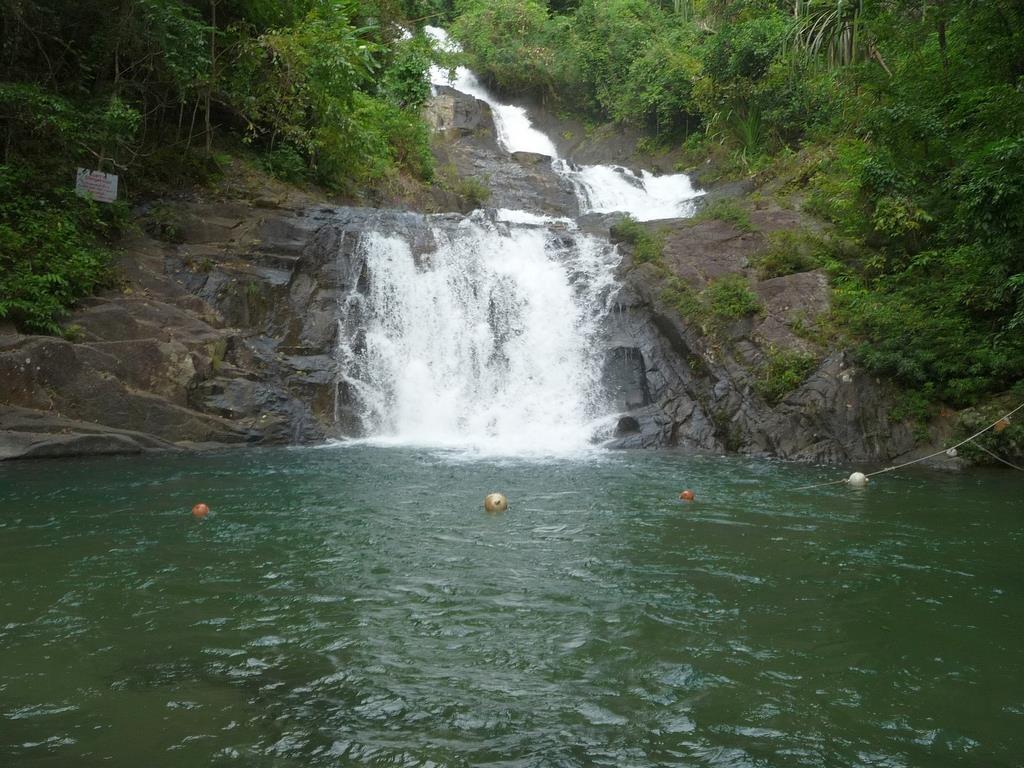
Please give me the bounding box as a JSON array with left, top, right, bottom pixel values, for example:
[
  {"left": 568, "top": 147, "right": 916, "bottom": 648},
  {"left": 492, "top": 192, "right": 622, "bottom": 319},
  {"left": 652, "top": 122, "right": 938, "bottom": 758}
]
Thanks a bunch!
[{"left": 1, "top": 446, "right": 1022, "bottom": 767}]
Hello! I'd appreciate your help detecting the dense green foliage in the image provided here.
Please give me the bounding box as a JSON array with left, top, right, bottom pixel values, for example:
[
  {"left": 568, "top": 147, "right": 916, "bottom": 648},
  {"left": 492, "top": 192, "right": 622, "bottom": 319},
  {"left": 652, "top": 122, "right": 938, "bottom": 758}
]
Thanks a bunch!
[
  {"left": 452, "top": 0, "right": 1024, "bottom": 406},
  {"left": 705, "top": 273, "right": 761, "bottom": 320},
  {"left": 1, "top": 0, "right": 439, "bottom": 332},
  {"left": 0, "top": 167, "right": 126, "bottom": 334},
  {"left": 693, "top": 198, "right": 754, "bottom": 231}
]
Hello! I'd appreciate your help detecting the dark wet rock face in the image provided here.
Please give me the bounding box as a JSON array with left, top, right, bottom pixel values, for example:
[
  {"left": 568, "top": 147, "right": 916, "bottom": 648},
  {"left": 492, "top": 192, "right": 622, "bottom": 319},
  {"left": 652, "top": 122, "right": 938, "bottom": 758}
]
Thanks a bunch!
[
  {"left": 602, "top": 347, "right": 650, "bottom": 412},
  {"left": 426, "top": 86, "right": 578, "bottom": 217},
  {"left": 600, "top": 211, "right": 917, "bottom": 463},
  {"left": 0, "top": 202, "right": 334, "bottom": 459},
  {"left": 0, "top": 406, "right": 181, "bottom": 460}
]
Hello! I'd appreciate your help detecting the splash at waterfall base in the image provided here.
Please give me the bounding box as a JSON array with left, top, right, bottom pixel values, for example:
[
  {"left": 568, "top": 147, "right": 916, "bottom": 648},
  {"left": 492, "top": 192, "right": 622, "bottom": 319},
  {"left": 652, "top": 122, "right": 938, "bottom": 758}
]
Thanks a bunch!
[{"left": 332, "top": 208, "right": 619, "bottom": 454}]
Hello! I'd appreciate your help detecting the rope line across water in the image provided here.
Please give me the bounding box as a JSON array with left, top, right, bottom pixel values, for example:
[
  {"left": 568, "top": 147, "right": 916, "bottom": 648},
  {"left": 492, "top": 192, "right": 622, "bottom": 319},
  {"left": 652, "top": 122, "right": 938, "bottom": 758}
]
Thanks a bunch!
[
  {"left": 971, "top": 441, "right": 1024, "bottom": 472},
  {"left": 795, "top": 401, "right": 1024, "bottom": 491}
]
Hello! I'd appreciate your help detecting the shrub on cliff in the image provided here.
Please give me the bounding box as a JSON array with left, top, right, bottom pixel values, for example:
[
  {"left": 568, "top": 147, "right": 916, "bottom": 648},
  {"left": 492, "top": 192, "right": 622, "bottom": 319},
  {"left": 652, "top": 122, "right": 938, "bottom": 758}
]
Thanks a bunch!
[{"left": 0, "top": 166, "right": 122, "bottom": 335}]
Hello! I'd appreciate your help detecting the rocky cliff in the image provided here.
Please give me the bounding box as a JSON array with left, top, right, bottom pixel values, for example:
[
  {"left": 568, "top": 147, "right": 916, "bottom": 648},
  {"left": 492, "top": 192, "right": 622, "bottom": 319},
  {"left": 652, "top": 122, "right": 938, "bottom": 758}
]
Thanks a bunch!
[
  {"left": 0, "top": 88, "right": 929, "bottom": 464},
  {"left": 602, "top": 211, "right": 917, "bottom": 462}
]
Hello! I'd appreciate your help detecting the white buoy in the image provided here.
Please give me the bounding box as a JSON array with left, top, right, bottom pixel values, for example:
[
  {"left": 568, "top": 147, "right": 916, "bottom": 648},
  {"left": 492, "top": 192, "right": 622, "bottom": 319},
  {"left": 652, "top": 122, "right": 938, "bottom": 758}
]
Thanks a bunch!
[
  {"left": 484, "top": 493, "right": 508, "bottom": 513},
  {"left": 847, "top": 472, "right": 869, "bottom": 487},
  {"left": 946, "top": 447, "right": 958, "bottom": 458}
]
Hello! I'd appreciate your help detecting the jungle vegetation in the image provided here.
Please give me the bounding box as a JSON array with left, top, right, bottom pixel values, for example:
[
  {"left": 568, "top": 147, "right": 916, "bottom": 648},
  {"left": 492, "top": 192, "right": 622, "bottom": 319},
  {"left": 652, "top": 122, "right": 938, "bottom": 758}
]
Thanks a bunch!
[{"left": 1, "top": 0, "right": 437, "bottom": 332}]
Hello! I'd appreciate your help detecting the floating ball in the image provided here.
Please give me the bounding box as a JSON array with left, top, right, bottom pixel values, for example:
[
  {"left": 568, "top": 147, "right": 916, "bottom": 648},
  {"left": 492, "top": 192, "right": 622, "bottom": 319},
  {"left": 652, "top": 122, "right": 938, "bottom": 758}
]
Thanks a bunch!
[
  {"left": 191, "top": 502, "right": 210, "bottom": 518},
  {"left": 946, "top": 447, "right": 958, "bottom": 458},
  {"left": 679, "top": 489, "right": 695, "bottom": 502},
  {"left": 847, "top": 472, "right": 868, "bottom": 487},
  {"left": 484, "top": 493, "right": 508, "bottom": 513},
  {"left": 995, "top": 417, "right": 1011, "bottom": 434}
]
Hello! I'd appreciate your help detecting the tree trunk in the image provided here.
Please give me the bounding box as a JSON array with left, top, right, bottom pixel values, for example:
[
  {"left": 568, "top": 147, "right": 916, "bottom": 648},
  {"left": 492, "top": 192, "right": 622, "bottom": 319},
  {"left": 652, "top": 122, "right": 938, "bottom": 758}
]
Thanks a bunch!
[
  {"left": 205, "top": 0, "right": 217, "bottom": 157},
  {"left": 938, "top": 18, "right": 948, "bottom": 73}
]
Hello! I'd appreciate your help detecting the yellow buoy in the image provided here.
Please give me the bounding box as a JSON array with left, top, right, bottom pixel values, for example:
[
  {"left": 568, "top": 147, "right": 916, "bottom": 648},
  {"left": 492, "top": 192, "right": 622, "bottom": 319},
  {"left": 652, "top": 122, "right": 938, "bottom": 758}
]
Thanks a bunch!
[{"left": 484, "top": 493, "right": 508, "bottom": 513}]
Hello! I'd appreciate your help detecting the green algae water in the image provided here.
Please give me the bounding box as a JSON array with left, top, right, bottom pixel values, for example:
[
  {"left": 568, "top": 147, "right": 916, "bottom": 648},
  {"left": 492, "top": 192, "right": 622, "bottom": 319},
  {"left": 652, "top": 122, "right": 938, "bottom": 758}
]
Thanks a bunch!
[{"left": 1, "top": 446, "right": 1022, "bottom": 767}]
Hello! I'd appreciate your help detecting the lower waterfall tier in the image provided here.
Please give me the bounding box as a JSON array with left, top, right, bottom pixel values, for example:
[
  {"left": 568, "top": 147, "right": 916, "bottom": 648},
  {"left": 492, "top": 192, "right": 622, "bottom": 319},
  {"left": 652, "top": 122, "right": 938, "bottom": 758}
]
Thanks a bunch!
[{"left": 335, "top": 211, "right": 621, "bottom": 455}]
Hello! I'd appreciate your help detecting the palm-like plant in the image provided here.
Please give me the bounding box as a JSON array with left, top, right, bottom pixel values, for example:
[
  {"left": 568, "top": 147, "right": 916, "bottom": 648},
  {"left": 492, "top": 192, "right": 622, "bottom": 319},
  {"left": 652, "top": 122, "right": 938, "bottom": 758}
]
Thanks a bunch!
[
  {"left": 795, "top": 0, "right": 863, "bottom": 67},
  {"left": 791, "top": 0, "right": 891, "bottom": 74}
]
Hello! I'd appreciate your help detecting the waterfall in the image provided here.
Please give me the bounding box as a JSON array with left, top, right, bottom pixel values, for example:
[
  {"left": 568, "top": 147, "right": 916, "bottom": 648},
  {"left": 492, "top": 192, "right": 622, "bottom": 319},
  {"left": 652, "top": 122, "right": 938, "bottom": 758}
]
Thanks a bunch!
[
  {"left": 335, "top": 213, "right": 620, "bottom": 454},
  {"left": 333, "top": 29, "right": 703, "bottom": 454},
  {"left": 425, "top": 26, "right": 702, "bottom": 222},
  {"left": 562, "top": 163, "right": 702, "bottom": 221},
  {"left": 427, "top": 28, "right": 559, "bottom": 158}
]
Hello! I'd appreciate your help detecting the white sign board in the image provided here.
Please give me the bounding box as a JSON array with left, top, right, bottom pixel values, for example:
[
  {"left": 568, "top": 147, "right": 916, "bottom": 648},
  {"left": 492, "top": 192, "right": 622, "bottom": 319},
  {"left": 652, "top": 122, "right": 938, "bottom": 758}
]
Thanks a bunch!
[{"left": 75, "top": 168, "right": 119, "bottom": 203}]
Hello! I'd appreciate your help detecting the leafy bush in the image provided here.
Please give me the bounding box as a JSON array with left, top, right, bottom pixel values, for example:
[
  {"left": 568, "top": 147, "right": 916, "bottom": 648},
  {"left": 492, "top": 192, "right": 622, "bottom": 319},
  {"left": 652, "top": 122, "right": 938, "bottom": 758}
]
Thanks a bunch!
[
  {"left": 659, "top": 273, "right": 760, "bottom": 335},
  {"left": 450, "top": 0, "right": 555, "bottom": 95},
  {"left": 561, "top": 0, "right": 668, "bottom": 116},
  {"left": 803, "top": 139, "right": 872, "bottom": 236},
  {"left": 752, "top": 230, "right": 823, "bottom": 278},
  {"left": 693, "top": 198, "right": 754, "bottom": 232},
  {"left": 612, "top": 26, "right": 702, "bottom": 134},
  {"left": 0, "top": 165, "right": 119, "bottom": 334},
  {"left": 694, "top": 11, "right": 793, "bottom": 152},
  {"left": 660, "top": 277, "right": 702, "bottom": 322},
  {"left": 0, "top": 84, "right": 141, "bottom": 175},
  {"left": 313, "top": 93, "right": 434, "bottom": 188},
  {"left": 833, "top": 256, "right": 1024, "bottom": 405},
  {"left": 258, "top": 145, "right": 311, "bottom": 184},
  {"left": 378, "top": 34, "right": 434, "bottom": 111},
  {"left": 755, "top": 345, "right": 818, "bottom": 405},
  {"left": 453, "top": 175, "right": 491, "bottom": 209}
]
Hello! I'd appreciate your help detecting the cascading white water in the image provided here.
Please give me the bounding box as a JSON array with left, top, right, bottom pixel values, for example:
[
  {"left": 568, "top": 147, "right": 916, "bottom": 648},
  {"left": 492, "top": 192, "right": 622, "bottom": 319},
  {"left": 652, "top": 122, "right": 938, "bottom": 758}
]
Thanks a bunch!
[
  {"left": 427, "top": 27, "right": 559, "bottom": 158},
  {"left": 425, "top": 26, "right": 702, "bottom": 222},
  {"left": 564, "top": 164, "right": 703, "bottom": 221},
  {"left": 335, "top": 29, "right": 704, "bottom": 454},
  {"left": 336, "top": 213, "right": 620, "bottom": 454}
]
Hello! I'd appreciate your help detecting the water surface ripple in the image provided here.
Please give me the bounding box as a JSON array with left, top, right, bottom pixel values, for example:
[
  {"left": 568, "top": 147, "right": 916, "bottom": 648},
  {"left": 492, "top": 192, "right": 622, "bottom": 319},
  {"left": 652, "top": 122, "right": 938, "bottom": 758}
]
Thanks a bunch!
[{"left": 1, "top": 447, "right": 1022, "bottom": 767}]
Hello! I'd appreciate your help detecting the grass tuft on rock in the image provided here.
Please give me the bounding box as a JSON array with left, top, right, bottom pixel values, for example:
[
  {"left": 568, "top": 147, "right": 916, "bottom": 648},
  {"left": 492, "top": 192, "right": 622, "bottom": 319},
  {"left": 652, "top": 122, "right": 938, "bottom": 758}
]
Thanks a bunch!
[
  {"left": 611, "top": 216, "right": 665, "bottom": 265},
  {"left": 755, "top": 345, "right": 818, "bottom": 405}
]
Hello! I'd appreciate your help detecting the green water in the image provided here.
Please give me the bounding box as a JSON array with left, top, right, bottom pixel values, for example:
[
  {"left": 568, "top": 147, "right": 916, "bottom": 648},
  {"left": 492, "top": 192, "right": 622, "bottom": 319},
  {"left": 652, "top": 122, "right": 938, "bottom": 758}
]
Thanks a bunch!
[{"left": 1, "top": 446, "right": 1022, "bottom": 767}]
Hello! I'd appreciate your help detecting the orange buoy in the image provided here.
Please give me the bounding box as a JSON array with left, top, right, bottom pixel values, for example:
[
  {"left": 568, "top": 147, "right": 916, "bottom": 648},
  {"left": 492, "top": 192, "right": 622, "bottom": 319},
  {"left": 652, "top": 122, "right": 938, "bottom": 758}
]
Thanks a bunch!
[
  {"left": 995, "top": 417, "right": 1011, "bottom": 433},
  {"left": 191, "top": 502, "right": 210, "bottom": 518},
  {"left": 679, "top": 489, "right": 695, "bottom": 502}
]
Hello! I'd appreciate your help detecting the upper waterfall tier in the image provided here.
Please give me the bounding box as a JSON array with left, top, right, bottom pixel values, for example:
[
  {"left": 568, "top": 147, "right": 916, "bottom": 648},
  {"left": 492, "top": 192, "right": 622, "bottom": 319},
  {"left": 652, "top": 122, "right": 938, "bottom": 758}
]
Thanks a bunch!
[
  {"left": 426, "top": 27, "right": 559, "bottom": 158},
  {"left": 425, "top": 26, "right": 703, "bottom": 222}
]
